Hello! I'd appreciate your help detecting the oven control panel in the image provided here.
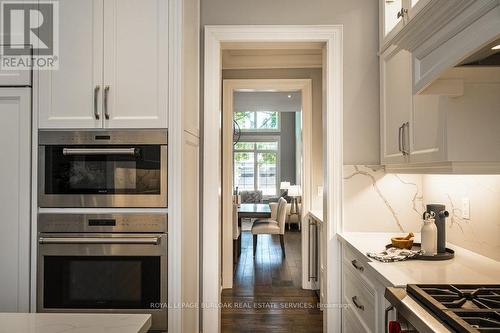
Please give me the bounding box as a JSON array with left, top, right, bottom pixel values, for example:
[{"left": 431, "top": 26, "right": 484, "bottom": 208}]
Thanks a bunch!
[{"left": 38, "top": 213, "right": 167, "bottom": 233}]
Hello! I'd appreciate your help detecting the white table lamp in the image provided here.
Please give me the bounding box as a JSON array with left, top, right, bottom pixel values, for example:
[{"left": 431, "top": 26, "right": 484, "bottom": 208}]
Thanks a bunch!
[
  {"left": 280, "top": 181, "right": 291, "bottom": 190},
  {"left": 288, "top": 185, "right": 301, "bottom": 214}
]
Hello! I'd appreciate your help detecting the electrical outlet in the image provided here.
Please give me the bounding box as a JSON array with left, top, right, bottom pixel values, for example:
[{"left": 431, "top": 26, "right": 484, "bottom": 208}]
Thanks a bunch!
[
  {"left": 462, "top": 198, "right": 470, "bottom": 220},
  {"left": 317, "top": 186, "right": 323, "bottom": 197}
]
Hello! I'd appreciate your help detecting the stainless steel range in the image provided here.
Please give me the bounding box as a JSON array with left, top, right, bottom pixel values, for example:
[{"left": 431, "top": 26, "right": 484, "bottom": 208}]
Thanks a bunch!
[
  {"left": 385, "top": 284, "right": 500, "bottom": 333},
  {"left": 37, "top": 213, "right": 167, "bottom": 332}
]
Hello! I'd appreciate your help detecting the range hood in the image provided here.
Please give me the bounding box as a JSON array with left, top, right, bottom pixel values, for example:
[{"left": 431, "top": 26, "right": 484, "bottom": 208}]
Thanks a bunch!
[{"left": 459, "top": 37, "right": 500, "bottom": 66}]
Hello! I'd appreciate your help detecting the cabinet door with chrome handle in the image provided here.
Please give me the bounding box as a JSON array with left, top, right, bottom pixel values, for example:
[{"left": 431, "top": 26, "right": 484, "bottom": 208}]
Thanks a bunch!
[{"left": 351, "top": 296, "right": 365, "bottom": 311}]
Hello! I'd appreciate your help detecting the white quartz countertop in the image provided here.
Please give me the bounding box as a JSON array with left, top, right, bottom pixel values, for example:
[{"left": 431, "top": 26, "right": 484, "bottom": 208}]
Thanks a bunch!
[
  {"left": 338, "top": 232, "right": 500, "bottom": 287},
  {"left": 0, "top": 313, "right": 151, "bottom": 333}
]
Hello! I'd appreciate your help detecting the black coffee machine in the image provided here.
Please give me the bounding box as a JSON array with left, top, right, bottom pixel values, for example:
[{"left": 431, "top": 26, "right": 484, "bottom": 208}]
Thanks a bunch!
[{"left": 425, "top": 204, "right": 449, "bottom": 253}]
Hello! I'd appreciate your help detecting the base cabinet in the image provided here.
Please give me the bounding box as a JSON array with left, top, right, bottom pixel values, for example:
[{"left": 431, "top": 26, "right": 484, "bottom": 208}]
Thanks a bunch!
[
  {"left": 0, "top": 88, "right": 31, "bottom": 312},
  {"left": 341, "top": 243, "right": 396, "bottom": 333}
]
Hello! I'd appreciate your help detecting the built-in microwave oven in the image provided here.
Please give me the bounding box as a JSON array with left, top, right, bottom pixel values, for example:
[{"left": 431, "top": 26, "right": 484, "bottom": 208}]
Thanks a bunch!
[{"left": 38, "top": 130, "right": 167, "bottom": 208}]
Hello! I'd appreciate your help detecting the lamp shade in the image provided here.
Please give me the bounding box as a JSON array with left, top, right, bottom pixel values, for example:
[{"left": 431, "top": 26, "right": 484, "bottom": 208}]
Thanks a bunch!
[
  {"left": 288, "top": 185, "right": 302, "bottom": 197},
  {"left": 280, "top": 181, "right": 291, "bottom": 190}
]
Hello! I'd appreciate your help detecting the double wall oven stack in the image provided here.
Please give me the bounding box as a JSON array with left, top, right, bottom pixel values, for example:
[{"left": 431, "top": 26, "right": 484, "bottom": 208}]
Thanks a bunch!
[{"left": 37, "top": 130, "right": 168, "bottom": 332}]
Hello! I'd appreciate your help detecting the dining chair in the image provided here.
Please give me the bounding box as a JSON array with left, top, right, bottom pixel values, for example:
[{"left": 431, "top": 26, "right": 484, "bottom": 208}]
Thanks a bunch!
[{"left": 251, "top": 197, "right": 287, "bottom": 257}]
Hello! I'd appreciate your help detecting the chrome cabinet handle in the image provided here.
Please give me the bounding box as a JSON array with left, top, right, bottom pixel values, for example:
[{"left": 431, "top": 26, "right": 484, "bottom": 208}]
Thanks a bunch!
[
  {"left": 402, "top": 122, "right": 410, "bottom": 155},
  {"left": 62, "top": 148, "right": 137, "bottom": 156},
  {"left": 39, "top": 237, "right": 160, "bottom": 245},
  {"left": 398, "top": 124, "right": 403, "bottom": 153},
  {"left": 104, "top": 85, "right": 110, "bottom": 120},
  {"left": 351, "top": 259, "right": 364, "bottom": 272},
  {"left": 93, "top": 86, "right": 100, "bottom": 120},
  {"left": 352, "top": 296, "right": 365, "bottom": 311}
]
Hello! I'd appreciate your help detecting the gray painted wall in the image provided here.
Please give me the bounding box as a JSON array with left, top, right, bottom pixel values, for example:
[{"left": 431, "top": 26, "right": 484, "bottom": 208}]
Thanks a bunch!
[{"left": 202, "top": 0, "right": 381, "bottom": 164}]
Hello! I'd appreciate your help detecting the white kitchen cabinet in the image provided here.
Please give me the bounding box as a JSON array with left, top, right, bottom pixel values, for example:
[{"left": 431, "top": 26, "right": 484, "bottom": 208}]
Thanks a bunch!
[
  {"left": 408, "top": 94, "right": 446, "bottom": 164},
  {"left": 39, "top": 0, "right": 103, "bottom": 129},
  {"left": 39, "top": 0, "right": 168, "bottom": 129},
  {"left": 382, "top": 62, "right": 500, "bottom": 173},
  {"left": 341, "top": 242, "right": 396, "bottom": 333},
  {"left": 380, "top": 0, "right": 434, "bottom": 50},
  {"left": 103, "top": 0, "right": 168, "bottom": 128},
  {"left": 380, "top": 47, "right": 412, "bottom": 164},
  {"left": 0, "top": 68, "right": 31, "bottom": 86},
  {"left": 380, "top": 0, "right": 406, "bottom": 49},
  {"left": 0, "top": 88, "right": 31, "bottom": 312}
]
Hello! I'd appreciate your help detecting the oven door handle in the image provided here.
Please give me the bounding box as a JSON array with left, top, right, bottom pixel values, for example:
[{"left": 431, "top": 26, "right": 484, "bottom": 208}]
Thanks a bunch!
[
  {"left": 62, "top": 148, "right": 138, "bottom": 156},
  {"left": 39, "top": 237, "right": 161, "bottom": 245}
]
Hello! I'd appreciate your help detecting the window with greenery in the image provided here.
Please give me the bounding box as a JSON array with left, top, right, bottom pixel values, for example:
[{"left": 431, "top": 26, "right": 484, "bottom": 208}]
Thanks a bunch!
[
  {"left": 234, "top": 111, "right": 279, "bottom": 131},
  {"left": 234, "top": 139, "right": 279, "bottom": 196}
]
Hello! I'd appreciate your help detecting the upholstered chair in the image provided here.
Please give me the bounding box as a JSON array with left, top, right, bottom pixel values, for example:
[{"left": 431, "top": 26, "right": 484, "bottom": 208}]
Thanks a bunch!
[
  {"left": 240, "top": 190, "right": 263, "bottom": 203},
  {"left": 251, "top": 197, "right": 287, "bottom": 257}
]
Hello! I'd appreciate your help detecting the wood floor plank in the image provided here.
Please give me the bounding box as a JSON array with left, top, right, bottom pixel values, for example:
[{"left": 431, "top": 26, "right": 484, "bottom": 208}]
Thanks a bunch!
[{"left": 222, "top": 229, "right": 323, "bottom": 332}]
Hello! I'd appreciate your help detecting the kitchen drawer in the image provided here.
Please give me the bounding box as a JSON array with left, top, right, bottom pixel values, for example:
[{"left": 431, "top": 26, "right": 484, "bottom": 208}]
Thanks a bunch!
[
  {"left": 343, "top": 243, "right": 370, "bottom": 278},
  {"left": 343, "top": 265, "right": 376, "bottom": 331},
  {"left": 0, "top": 68, "right": 31, "bottom": 86},
  {"left": 343, "top": 305, "right": 369, "bottom": 333}
]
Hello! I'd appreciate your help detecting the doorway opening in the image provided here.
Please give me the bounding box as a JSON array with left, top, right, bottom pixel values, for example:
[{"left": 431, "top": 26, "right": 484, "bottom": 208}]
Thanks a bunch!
[
  {"left": 203, "top": 26, "right": 344, "bottom": 333},
  {"left": 221, "top": 78, "right": 320, "bottom": 331}
]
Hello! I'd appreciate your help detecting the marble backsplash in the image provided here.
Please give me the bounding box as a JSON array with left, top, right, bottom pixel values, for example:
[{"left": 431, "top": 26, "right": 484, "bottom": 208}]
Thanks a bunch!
[
  {"left": 343, "top": 165, "right": 500, "bottom": 262},
  {"left": 423, "top": 175, "right": 500, "bottom": 262},
  {"left": 343, "top": 165, "right": 424, "bottom": 233}
]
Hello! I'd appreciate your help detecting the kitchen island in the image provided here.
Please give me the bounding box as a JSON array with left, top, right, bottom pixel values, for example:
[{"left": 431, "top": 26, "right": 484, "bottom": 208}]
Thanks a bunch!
[{"left": 0, "top": 313, "right": 151, "bottom": 333}]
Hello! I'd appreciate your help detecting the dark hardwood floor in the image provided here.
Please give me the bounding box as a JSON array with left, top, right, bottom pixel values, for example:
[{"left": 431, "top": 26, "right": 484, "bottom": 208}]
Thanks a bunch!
[{"left": 221, "top": 229, "right": 323, "bottom": 333}]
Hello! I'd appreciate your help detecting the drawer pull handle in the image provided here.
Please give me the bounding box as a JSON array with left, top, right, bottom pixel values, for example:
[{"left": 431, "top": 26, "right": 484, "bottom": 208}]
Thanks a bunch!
[
  {"left": 351, "top": 259, "right": 364, "bottom": 272},
  {"left": 352, "top": 296, "right": 365, "bottom": 311}
]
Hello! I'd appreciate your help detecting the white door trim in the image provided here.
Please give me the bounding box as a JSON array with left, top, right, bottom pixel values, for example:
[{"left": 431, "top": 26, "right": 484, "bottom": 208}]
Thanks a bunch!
[
  {"left": 203, "top": 25, "right": 343, "bottom": 333},
  {"left": 221, "top": 79, "right": 313, "bottom": 290}
]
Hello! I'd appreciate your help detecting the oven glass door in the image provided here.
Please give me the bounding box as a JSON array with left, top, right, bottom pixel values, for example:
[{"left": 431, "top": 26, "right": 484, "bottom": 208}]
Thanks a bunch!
[
  {"left": 43, "top": 255, "right": 161, "bottom": 309},
  {"left": 43, "top": 145, "right": 161, "bottom": 195}
]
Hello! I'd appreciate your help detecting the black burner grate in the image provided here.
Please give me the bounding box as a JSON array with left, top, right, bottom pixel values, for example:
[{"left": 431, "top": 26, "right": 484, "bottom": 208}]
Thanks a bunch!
[{"left": 407, "top": 284, "right": 500, "bottom": 333}]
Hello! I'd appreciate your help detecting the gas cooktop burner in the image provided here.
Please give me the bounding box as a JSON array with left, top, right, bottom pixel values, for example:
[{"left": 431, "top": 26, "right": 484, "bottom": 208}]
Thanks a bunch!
[{"left": 407, "top": 284, "right": 500, "bottom": 333}]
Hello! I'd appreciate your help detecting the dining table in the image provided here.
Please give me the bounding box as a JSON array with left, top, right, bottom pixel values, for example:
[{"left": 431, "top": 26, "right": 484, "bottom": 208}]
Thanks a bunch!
[{"left": 237, "top": 203, "right": 272, "bottom": 227}]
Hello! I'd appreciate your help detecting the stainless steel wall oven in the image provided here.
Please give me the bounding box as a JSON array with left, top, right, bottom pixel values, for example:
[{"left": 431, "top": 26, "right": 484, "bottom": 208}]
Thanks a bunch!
[
  {"left": 38, "top": 213, "right": 167, "bottom": 331},
  {"left": 38, "top": 130, "right": 167, "bottom": 208}
]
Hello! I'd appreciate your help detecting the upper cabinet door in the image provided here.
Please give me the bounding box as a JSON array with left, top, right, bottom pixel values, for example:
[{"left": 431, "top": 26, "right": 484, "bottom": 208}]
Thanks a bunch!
[
  {"left": 380, "top": 0, "right": 406, "bottom": 48},
  {"left": 103, "top": 0, "right": 168, "bottom": 128},
  {"left": 380, "top": 48, "right": 412, "bottom": 164},
  {"left": 409, "top": 94, "right": 446, "bottom": 163},
  {"left": 39, "top": 0, "right": 104, "bottom": 129}
]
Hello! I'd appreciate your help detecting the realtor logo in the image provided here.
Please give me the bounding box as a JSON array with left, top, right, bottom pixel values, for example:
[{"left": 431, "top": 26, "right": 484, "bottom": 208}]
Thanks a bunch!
[{"left": 0, "top": 1, "right": 59, "bottom": 70}]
